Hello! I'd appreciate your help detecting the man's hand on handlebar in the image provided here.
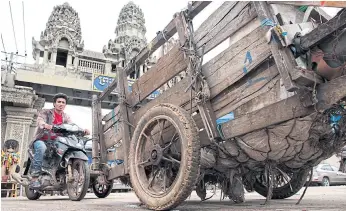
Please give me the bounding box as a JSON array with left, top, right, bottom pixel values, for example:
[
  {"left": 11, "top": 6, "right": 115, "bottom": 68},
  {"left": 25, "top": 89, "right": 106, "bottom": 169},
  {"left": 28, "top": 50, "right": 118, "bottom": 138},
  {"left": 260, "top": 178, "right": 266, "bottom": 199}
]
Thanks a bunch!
[
  {"left": 43, "top": 124, "right": 53, "bottom": 130},
  {"left": 84, "top": 129, "right": 90, "bottom": 135}
]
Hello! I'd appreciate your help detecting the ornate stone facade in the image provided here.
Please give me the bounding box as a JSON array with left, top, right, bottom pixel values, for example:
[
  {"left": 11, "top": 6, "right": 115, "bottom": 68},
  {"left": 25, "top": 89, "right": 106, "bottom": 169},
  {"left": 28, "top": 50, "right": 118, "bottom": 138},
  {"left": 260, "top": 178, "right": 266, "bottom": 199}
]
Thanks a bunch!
[
  {"left": 32, "top": 2, "right": 84, "bottom": 61},
  {"left": 1, "top": 72, "right": 43, "bottom": 170},
  {"left": 103, "top": 1, "right": 156, "bottom": 78},
  {"left": 3, "top": 107, "right": 37, "bottom": 167},
  {"left": 113, "top": 1, "right": 147, "bottom": 60},
  {"left": 1, "top": 86, "right": 38, "bottom": 107}
]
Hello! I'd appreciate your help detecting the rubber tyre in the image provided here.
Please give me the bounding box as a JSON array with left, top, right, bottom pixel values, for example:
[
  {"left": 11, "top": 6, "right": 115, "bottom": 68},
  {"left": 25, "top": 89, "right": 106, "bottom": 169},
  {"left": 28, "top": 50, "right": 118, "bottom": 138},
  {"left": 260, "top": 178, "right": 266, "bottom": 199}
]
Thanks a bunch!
[
  {"left": 322, "top": 177, "right": 330, "bottom": 186},
  {"left": 253, "top": 169, "right": 309, "bottom": 199},
  {"left": 92, "top": 181, "right": 113, "bottom": 198},
  {"left": 129, "top": 103, "right": 200, "bottom": 210},
  {"left": 67, "top": 159, "right": 90, "bottom": 201},
  {"left": 25, "top": 186, "right": 41, "bottom": 200}
]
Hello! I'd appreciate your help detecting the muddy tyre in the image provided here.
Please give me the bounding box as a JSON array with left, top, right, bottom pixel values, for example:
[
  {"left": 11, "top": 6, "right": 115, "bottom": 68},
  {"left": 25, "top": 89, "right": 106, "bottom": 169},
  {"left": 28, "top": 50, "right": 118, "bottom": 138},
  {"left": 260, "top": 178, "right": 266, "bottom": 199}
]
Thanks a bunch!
[
  {"left": 254, "top": 169, "right": 309, "bottom": 199},
  {"left": 25, "top": 186, "right": 41, "bottom": 200},
  {"left": 92, "top": 181, "right": 113, "bottom": 198},
  {"left": 129, "top": 103, "right": 200, "bottom": 210},
  {"left": 67, "top": 159, "right": 90, "bottom": 201}
]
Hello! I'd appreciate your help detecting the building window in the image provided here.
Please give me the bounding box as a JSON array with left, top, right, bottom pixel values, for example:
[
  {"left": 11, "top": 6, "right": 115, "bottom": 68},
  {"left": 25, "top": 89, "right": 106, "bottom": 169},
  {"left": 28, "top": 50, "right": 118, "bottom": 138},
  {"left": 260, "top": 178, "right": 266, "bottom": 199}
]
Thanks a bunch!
[
  {"left": 111, "top": 64, "right": 117, "bottom": 72},
  {"left": 40, "top": 51, "right": 44, "bottom": 57}
]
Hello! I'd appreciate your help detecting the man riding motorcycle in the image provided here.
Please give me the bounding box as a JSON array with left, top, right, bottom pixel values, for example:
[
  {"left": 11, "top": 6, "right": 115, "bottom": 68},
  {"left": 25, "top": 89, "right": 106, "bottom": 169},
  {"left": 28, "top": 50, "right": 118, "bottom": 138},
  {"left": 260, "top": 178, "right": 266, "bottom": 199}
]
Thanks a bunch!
[{"left": 29, "top": 93, "right": 90, "bottom": 188}]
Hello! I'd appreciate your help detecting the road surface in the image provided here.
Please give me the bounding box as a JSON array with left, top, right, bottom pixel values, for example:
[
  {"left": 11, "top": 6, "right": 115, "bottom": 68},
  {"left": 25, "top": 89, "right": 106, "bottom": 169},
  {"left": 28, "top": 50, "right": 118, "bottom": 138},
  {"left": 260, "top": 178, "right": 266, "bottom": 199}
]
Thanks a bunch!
[{"left": 2, "top": 186, "right": 346, "bottom": 211}]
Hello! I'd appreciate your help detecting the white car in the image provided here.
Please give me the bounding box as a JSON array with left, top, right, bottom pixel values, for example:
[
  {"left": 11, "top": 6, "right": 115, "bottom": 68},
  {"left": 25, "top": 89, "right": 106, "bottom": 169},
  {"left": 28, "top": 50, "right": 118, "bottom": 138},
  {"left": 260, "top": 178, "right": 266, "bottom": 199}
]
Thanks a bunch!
[{"left": 307, "top": 163, "right": 346, "bottom": 186}]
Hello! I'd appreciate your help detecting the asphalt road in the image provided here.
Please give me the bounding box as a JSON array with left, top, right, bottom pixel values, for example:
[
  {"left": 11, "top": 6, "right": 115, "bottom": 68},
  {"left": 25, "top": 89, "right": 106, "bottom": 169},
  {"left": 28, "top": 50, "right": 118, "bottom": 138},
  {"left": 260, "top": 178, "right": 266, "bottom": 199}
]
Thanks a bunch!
[{"left": 2, "top": 186, "right": 346, "bottom": 211}]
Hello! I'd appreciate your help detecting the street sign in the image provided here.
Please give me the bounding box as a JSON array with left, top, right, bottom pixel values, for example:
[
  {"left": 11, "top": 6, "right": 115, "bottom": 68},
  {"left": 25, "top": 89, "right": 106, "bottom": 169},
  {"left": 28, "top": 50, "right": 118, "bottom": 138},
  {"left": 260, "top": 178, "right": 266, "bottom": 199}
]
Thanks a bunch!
[{"left": 92, "top": 74, "right": 160, "bottom": 100}]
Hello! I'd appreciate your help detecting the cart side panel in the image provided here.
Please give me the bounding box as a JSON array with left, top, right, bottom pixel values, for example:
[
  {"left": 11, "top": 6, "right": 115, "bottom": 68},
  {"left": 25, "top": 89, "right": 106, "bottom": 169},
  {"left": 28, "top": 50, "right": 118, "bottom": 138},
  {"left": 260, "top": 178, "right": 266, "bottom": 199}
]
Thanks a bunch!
[{"left": 128, "top": 2, "right": 257, "bottom": 108}]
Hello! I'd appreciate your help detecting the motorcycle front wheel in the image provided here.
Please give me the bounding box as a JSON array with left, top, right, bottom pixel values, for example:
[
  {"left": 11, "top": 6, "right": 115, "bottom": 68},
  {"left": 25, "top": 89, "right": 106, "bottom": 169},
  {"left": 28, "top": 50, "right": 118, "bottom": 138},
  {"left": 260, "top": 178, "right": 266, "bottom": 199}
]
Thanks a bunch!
[{"left": 66, "top": 159, "right": 90, "bottom": 201}]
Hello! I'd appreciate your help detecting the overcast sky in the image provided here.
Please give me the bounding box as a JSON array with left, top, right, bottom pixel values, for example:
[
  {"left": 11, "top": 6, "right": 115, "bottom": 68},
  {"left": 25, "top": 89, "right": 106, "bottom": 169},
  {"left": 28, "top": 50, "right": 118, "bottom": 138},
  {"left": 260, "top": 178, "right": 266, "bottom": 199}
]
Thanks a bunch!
[{"left": 0, "top": 0, "right": 341, "bottom": 132}]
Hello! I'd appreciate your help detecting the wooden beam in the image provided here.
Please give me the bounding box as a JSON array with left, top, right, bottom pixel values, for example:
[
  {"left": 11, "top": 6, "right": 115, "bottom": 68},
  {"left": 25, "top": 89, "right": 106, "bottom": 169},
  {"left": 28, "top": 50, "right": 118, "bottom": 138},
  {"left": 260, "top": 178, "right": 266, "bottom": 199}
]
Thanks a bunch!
[
  {"left": 108, "top": 164, "right": 125, "bottom": 180},
  {"left": 103, "top": 112, "right": 120, "bottom": 132},
  {"left": 212, "top": 62, "right": 279, "bottom": 118},
  {"left": 196, "top": 2, "right": 257, "bottom": 54},
  {"left": 174, "top": 12, "right": 188, "bottom": 46},
  {"left": 253, "top": 1, "right": 298, "bottom": 92},
  {"left": 133, "top": 76, "right": 191, "bottom": 124},
  {"left": 104, "top": 127, "right": 122, "bottom": 149},
  {"left": 102, "top": 106, "right": 120, "bottom": 122},
  {"left": 128, "top": 44, "right": 188, "bottom": 107},
  {"left": 125, "top": 1, "right": 211, "bottom": 76},
  {"left": 290, "top": 67, "right": 324, "bottom": 87},
  {"left": 268, "top": 1, "right": 346, "bottom": 8},
  {"left": 221, "top": 75, "right": 346, "bottom": 139},
  {"left": 300, "top": 8, "right": 346, "bottom": 50},
  {"left": 116, "top": 68, "right": 132, "bottom": 174},
  {"left": 193, "top": 1, "right": 238, "bottom": 44},
  {"left": 188, "top": 1, "right": 212, "bottom": 19}
]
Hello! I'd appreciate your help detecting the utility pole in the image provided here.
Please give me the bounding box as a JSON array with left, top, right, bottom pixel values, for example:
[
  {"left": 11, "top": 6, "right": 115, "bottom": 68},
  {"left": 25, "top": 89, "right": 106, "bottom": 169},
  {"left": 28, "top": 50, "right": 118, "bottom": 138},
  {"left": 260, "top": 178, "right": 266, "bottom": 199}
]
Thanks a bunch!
[{"left": 1, "top": 51, "right": 26, "bottom": 87}]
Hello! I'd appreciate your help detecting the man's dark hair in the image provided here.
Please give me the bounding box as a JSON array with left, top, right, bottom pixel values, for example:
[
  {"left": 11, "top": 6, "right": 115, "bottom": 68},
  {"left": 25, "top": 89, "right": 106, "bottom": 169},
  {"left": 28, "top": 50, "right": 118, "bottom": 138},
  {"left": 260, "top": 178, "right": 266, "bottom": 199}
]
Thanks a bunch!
[{"left": 53, "top": 93, "right": 68, "bottom": 103}]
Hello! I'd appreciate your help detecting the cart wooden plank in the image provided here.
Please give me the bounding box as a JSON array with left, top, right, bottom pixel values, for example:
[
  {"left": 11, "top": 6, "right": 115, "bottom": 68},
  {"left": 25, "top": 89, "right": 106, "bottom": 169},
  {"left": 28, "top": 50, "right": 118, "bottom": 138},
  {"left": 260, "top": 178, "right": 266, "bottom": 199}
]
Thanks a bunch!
[
  {"left": 300, "top": 8, "right": 346, "bottom": 50},
  {"left": 196, "top": 2, "right": 257, "bottom": 54},
  {"left": 128, "top": 45, "right": 188, "bottom": 107},
  {"left": 268, "top": 1, "right": 346, "bottom": 8},
  {"left": 220, "top": 75, "right": 346, "bottom": 139}
]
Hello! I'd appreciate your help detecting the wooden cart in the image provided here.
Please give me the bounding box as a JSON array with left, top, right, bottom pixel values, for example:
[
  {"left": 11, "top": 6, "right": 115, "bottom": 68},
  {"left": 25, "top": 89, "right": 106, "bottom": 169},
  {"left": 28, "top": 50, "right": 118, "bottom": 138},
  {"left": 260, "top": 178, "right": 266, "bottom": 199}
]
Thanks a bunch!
[{"left": 91, "top": 1, "right": 346, "bottom": 210}]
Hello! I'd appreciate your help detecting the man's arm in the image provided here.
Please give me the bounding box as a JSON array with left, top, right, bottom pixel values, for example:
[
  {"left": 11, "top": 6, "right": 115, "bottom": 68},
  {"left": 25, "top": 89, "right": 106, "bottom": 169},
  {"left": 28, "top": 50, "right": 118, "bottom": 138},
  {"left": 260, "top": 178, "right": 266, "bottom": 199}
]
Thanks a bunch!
[
  {"left": 64, "top": 113, "right": 73, "bottom": 124},
  {"left": 37, "top": 110, "right": 48, "bottom": 129}
]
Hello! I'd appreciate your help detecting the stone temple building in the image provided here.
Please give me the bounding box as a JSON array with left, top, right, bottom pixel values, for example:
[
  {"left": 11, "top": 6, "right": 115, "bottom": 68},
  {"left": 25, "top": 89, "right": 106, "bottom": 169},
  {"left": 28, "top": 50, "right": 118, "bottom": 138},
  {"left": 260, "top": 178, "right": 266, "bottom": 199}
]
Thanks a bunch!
[
  {"left": 1, "top": 1, "right": 158, "bottom": 174},
  {"left": 31, "top": 2, "right": 155, "bottom": 80}
]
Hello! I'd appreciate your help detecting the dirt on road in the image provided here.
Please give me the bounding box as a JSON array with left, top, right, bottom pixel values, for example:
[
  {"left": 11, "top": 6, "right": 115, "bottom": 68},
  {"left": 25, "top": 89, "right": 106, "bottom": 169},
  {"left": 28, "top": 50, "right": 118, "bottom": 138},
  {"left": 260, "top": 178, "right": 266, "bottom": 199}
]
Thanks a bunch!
[{"left": 2, "top": 186, "right": 346, "bottom": 211}]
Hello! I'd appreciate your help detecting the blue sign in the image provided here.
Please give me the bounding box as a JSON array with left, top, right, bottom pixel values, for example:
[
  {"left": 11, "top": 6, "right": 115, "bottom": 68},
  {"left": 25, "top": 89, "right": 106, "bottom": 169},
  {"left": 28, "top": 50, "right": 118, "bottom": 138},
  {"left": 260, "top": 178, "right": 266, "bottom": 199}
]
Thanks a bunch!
[
  {"left": 93, "top": 74, "right": 160, "bottom": 100},
  {"left": 93, "top": 74, "right": 115, "bottom": 92}
]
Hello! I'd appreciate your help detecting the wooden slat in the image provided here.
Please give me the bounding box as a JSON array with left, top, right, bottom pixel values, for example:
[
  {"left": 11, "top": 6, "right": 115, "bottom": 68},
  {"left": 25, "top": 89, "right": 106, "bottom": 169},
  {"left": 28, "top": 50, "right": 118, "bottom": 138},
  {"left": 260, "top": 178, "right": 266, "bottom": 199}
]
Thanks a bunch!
[
  {"left": 300, "top": 8, "right": 346, "bottom": 50},
  {"left": 133, "top": 76, "right": 191, "bottom": 124},
  {"left": 116, "top": 68, "right": 132, "bottom": 174},
  {"left": 212, "top": 62, "right": 279, "bottom": 118},
  {"left": 188, "top": 1, "right": 212, "bottom": 18},
  {"left": 207, "top": 35, "right": 272, "bottom": 98},
  {"left": 104, "top": 127, "right": 122, "bottom": 149},
  {"left": 102, "top": 106, "right": 120, "bottom": 122},
  {"left": 254, "top": 1, "right": 298, "bottom": 92},
  {"left": 108, "top": 164, "right": 125, "bottom": 180},
  {"left": 221, "top": 75, "right": 346, "bottom": 139},
  {"left": 290, "top": 67, "right": 324, "bottom": 87},
  {"left": 196, "top": 2, "right": 257, "bottom": 54},
  {"left": 268, "top": 1, "right": 346, "bottom": 8},
  {"left": 133, "top": 25, "right": 272, "bottom": 124},
  {"left": 125, "top": 1, "right": 211, "bottom": 76},
  {"left": 128, "top": 44, "right": 188, "bottom": 107},
  {"left": 194, "top": 1, "right": 238, "bottom": 44},
  {"left": 103, "top": 112, "right": 120, "bottom": 132},
  {"left": 232, "top": 78, "right": 282, "bottom": 117},
  {"left": 174, "top": 12, "right": 188, "bottom": 46}
]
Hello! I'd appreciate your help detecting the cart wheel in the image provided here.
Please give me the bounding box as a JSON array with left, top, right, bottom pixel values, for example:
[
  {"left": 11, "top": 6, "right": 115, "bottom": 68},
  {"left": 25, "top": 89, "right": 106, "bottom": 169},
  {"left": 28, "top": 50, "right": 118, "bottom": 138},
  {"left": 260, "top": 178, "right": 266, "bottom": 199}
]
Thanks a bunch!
[
  {"left": 92, "top": 180, "right": 113, "bottom": 198},
  {"left": 253, "top": 168, "right": 309, "bottom": 199},
  {"left": 129, "top": 103, "right": 200, "bottom": 210}
]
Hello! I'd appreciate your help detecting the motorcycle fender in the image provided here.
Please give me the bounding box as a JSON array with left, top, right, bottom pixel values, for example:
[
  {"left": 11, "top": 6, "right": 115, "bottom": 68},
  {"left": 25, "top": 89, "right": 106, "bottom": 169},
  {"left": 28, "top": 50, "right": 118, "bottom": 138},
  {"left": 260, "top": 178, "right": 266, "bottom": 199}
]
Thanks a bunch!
[{"left": 64, "top": 151, "right": 88, "bottom": 163}]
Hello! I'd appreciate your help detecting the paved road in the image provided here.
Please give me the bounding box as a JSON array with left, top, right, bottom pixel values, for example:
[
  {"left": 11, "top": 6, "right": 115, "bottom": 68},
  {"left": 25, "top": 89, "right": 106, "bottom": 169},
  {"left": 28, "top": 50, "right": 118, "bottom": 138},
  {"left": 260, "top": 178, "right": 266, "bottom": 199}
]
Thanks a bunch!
[{"left": 2, "top": 186, "right": 346, "bottom": 211}]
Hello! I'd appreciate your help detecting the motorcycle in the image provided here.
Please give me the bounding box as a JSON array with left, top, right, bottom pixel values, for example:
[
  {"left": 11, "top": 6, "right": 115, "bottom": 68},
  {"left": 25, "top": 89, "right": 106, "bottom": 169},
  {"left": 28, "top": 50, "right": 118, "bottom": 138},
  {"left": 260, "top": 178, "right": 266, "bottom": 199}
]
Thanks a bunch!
[{"left": 12, "top": 123, "right": 91, "bottom": 201}]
